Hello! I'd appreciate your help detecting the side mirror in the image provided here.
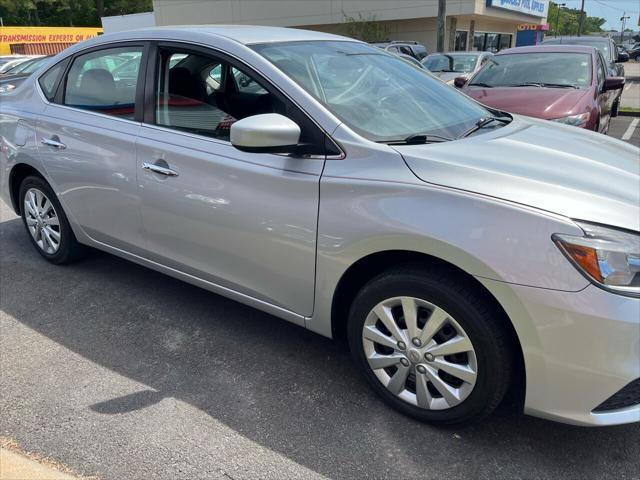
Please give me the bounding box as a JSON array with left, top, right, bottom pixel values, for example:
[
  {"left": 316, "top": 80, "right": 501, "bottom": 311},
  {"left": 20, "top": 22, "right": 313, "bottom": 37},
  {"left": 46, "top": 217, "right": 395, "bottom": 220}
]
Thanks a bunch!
[
  {"left": 616, "top": 51, "right": 629, "bottom": 63},
  {"left": 603, "top": 76, "right": 625, "bottom": 91},
  {"left": 230, "top": 113, "right": 301, "bottom": 154},
  {"left": 453, "top": 76, "right": 468, "bottom": 88}
]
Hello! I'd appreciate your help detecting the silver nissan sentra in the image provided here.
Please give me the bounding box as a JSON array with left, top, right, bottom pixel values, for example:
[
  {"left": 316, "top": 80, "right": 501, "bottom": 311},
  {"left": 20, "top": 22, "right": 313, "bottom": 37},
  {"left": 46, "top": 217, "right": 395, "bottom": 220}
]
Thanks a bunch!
[{"left": 1, "top": 26, "right": 638, "bottom": 426}]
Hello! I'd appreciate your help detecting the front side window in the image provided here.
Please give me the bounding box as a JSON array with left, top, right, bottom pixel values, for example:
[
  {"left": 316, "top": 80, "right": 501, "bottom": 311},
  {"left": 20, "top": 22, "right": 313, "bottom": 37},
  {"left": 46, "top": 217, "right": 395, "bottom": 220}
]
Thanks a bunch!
[
  {"left": 254, "top": 41, "right": 489, "bottom": 143},
  {"left": 64, "top": 46, "right": 143, "bottom": 119},
  {"left": 154, "top": 49, "right": 284, "bottom": 141},
  {"left": 469, "top": 52, "right": 592, "bottom": 88}
]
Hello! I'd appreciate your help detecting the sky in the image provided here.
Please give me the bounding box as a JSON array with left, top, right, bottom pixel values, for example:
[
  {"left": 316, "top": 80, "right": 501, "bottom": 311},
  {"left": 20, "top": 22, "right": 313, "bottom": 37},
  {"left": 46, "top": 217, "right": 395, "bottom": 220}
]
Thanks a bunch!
[{"left": 554, "top": 0, "right": 640, "bottom": 31}]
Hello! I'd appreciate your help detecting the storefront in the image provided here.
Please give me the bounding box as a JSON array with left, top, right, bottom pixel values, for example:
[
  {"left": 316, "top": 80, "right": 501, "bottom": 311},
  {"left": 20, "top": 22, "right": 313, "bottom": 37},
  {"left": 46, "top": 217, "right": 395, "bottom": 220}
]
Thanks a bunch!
[{"left": 152, "top": 0, "right": 548, "bottom": 54}]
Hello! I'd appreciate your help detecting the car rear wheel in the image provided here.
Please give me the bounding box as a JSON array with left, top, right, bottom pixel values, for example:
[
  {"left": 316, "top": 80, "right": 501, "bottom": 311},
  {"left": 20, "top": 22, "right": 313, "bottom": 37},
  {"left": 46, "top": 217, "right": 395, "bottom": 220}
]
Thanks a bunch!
[
  {"left": 347, "top": 267, "right": 513, "bottom": 424},
  {"left": 19, "top": 175, "right": 86, "bottom": 264}
]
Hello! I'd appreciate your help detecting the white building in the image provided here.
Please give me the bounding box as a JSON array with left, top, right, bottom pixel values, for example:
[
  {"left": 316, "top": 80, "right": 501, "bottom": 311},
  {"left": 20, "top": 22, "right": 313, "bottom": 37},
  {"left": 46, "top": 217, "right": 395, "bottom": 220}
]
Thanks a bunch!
[{"left": 152, "top": 0, "right": 549, "bottom": 53}]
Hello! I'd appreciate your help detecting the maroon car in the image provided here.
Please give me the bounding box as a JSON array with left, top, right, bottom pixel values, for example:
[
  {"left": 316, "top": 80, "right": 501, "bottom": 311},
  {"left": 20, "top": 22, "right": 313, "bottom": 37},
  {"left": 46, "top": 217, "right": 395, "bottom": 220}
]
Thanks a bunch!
[{"left": 455, "top": 45, "right": 624, "bottom": 132}]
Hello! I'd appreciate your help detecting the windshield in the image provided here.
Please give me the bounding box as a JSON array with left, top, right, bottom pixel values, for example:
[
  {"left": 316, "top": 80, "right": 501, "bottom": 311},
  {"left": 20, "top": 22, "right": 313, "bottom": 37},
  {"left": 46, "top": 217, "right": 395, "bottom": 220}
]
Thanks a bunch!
[
  {"left": 424, "top": 54, "right": 478, "bottom": 73},
  {"left": 253, "top": 41, "right": 490, "bottom": 142},
  {"left": 469, "top": 52, "right": 592, "bottom": 88},
  {"left": 11, "top": 57, "right": 48, "bottom": 74}
]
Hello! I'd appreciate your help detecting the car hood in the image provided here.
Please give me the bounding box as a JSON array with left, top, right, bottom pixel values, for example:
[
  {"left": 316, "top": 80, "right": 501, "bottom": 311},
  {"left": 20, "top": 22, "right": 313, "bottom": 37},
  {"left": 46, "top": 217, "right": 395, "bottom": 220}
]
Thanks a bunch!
[
  {"left": 434, "top": 72, "right": 468, "bottom": 83},
  {"left": 463, "top": 86, "right": 588, "bottom": 119},
  {"left": 396, "top": 116, "right": 640, "bottom": 231}
]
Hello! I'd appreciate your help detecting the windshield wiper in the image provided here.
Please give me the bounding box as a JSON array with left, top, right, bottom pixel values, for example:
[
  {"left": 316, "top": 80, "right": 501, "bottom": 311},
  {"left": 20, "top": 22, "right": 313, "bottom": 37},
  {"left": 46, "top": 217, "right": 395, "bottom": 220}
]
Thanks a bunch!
[
  {"left": 539, "top": 83, "right": 579, "bottom": 89},
  {"left": 457, "top": 115, "right": 511, "bottom": 139},
  {"left": 468, "top": 82, "right": 494, "bottom": 88},
  {"left": 381, "top": 133, "right": 453, "bottom": 145}
]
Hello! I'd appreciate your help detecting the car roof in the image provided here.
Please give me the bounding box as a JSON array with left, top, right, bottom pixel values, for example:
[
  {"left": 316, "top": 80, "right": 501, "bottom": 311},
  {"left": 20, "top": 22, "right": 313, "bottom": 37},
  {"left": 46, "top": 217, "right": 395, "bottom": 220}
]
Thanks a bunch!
[
  {"left": 544, "top": 36, "right": 609, "bottom": 43},
  {"left": 497, "top": 45, "right": 597, "bottom": 55},
  {"left": 106, "top": 25, "right": 354, "bottom": 46}
]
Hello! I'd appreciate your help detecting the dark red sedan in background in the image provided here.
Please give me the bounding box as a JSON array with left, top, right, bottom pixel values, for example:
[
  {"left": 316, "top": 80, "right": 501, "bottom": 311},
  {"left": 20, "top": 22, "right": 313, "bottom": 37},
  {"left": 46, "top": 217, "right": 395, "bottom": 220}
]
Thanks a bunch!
[{"left": 455, "top": 45, "right": 624, "bottom": 133}]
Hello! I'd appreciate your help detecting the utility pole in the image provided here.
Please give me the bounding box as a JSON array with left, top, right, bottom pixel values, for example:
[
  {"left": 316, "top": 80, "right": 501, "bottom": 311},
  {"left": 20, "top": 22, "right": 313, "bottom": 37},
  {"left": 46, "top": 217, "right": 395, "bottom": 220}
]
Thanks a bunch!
[
  {"left": 437, "top": 0, "right": 446, "bottom": 52},
  {"left": 577, "top": 0, "right": 585, "bottom": 36},
  {"left": 620, "top": 13, "right": 630, "bottom": 44},
  {"left": 554, "top": 2, "right": 566, "bottom": 37}
]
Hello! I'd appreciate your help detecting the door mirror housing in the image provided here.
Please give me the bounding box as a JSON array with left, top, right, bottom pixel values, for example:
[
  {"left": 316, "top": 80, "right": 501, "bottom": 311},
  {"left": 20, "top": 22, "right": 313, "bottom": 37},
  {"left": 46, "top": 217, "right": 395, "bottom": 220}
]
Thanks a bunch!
[
  {"left": 230, "top": 114, "right": 301, "bottom": 154},
  {"left": 603, "top": 76, "right": 625, "bottom": 92},
  {"left": 453, "top": 76, "right": 468, "bottom": 88}
]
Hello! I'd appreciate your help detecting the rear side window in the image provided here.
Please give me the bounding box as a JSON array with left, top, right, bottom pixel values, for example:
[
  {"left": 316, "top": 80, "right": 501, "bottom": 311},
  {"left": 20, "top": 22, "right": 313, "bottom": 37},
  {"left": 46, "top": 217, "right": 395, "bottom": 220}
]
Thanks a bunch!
[
  {"left": 39, "top": 63, "right": 65, "bottom": 101},
  {"left": 63, "top": 46, "right": 143, "bottom": 119}
]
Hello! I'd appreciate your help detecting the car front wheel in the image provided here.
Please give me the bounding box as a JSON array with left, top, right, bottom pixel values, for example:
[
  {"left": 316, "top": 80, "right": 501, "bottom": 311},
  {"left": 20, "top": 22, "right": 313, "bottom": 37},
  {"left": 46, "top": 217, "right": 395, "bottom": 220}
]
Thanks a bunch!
[{"left": 348, "top": 267, "right": 514, "bottom": 424}]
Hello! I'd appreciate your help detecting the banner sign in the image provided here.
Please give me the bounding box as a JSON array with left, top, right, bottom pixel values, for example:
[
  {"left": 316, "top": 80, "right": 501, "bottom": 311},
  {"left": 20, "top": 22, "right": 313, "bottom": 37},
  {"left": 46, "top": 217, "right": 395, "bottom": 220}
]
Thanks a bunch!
[
  {"left": 486, "top": 0, "right": 549, "bottom": 18},
  {"left": 517, "top": 23, "right": 550, "bottom": 30},
  {"left": 0, "top": 27, "right": 102, "bottom": 55}
]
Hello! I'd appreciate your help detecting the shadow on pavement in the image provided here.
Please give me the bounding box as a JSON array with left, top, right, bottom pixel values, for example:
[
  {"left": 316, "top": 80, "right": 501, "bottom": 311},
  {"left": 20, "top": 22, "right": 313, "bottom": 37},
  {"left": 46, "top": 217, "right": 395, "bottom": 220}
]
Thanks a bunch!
[{"left": 1, "top": 215, "right": 639, "bottom": 479}]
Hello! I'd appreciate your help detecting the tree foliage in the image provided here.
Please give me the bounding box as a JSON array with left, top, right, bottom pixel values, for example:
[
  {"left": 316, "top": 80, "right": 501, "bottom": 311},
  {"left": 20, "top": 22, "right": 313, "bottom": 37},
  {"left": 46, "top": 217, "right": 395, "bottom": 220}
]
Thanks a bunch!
[
  {"left": 340, "top": 11, "right": 388, "bottom": 43},
  {"left": 0, "top": 0, "right": 152, "bottom": 27},
  {"left": 548, "top": 2, "right": 606, "bottom": 36}
]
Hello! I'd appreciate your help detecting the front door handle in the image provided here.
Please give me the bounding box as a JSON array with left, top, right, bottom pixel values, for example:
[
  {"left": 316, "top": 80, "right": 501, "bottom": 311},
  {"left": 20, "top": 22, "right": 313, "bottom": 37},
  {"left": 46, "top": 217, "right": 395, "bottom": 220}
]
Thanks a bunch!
[
  {"left": 142, "top": 162, "right": 179, "bottom": 177},
  {"left": 41, "top": 137, "right": 66, "bottom": 150}
]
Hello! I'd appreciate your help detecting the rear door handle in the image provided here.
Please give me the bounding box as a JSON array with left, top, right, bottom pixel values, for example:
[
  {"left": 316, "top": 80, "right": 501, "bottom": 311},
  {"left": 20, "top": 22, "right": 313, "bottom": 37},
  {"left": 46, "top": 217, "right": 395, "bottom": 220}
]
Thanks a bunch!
[
  {"left": 142, "top": 162, "right": 179, "bottom": 177},
  {"left": 41, "top": 137, "right": 66, "bottom": 150}
]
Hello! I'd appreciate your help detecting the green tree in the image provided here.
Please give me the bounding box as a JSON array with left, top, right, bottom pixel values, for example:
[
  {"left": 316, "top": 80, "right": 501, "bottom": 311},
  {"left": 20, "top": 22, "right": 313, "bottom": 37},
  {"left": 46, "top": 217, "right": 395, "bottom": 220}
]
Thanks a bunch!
[
  {"left": 548, "top": 2, "right": 606, "bottom": 36},
  {"left": 0, "top": 0, "right": 151, "bottom": 27},
  {"left": 340, "top": 11, "right": 388, "bottom": 43}
]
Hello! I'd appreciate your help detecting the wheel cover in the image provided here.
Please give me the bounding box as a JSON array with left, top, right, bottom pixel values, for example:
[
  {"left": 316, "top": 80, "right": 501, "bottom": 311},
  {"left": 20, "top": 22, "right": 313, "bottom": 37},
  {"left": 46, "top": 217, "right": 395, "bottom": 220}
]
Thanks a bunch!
[
  {"left": 362, "top": 296, "right": 477, "bottom": 410},
  {"left": 24, "top": 188, "right": 61, "bottom": 255}
]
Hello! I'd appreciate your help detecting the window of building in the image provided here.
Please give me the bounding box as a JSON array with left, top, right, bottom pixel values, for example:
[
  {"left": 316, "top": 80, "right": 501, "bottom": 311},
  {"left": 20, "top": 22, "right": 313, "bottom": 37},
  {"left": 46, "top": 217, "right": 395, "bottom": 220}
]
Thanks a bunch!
[
  {"left": 472, "top": 33, "right": 512, "bottom": 52},
  {"left": 63, "top": 46, "right": 143, "bottom": 119},
  {"left": 455, "top": 31, "right": 468, "bottom": 51}
]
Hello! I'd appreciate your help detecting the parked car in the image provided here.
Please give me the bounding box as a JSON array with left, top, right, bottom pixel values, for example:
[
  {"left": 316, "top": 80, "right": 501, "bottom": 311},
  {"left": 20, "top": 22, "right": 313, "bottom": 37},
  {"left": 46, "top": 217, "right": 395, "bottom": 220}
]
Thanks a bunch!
[
  {"left": 422, "top": 51, "right": 493, "bottom": 84},
  {"left": 396, "top": 53, "right": 428, "bottom": 69},
  {"left": 543, "top": 35, "right": 627, "bottom": 115},
  {"left": 0, "top": 56, "right": 52, "bottom": 94},
  {"left": 0, "top": 55, "right": 36, "bottom": 74},
  {"left": 371, "top": 40, "right": 428, "bottom": 60},
  {"left": 1, "top": 27, "right": 638, "bottom": 427},
  {"left": 456, "top": 45, "right": 624, "bottom": 132},
  {"left": 626, "top": 43, "right": 640, "bottom": 60}
]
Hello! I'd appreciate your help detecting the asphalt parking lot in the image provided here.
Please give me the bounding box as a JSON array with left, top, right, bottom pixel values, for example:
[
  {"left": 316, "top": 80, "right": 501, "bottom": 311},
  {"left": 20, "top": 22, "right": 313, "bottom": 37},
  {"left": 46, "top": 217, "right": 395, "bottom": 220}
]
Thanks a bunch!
[
  {"left": 610, "top": 115, "right": 640, "bottom": 147},
  {"left": 1, "top": 125, "right": 640, "bottom": 480}
]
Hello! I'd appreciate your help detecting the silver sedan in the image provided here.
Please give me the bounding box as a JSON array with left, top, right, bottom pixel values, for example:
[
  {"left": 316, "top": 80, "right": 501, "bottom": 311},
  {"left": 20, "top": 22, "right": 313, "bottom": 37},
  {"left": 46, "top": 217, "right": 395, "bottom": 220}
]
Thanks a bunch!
[{"left": 1, "top": 26, "right": 638, "bottom": 426}]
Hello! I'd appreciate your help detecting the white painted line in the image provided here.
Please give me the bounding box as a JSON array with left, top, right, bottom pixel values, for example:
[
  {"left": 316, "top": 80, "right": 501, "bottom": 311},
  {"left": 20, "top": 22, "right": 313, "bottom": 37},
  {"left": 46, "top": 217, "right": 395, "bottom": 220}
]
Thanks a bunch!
[
  {"left": 624, "top": 83, "right": 632, "bottom": 91},
  {"left": 621, "top": 118, "right": 639, "bottom": 141}
]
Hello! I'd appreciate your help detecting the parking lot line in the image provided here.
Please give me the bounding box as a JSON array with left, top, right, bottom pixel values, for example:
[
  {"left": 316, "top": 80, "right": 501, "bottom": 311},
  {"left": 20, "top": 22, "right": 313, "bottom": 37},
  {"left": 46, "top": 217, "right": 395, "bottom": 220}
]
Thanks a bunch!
[{"left": 621, "top": 118, "right": 639, "bottom": 140}]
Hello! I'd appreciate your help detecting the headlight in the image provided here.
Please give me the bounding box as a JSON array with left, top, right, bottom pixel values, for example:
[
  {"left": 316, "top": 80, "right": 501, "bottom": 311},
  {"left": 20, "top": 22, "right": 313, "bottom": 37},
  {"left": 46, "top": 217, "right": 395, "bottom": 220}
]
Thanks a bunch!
[
  {"left": 550, "top": 112, "right": 590, "bottom": 127},
  {"left": 0, "top": 84, "right": 16, "bottom": 94},
  {"left": 553, "top": 222, "right": 640, "bottom": 296}
]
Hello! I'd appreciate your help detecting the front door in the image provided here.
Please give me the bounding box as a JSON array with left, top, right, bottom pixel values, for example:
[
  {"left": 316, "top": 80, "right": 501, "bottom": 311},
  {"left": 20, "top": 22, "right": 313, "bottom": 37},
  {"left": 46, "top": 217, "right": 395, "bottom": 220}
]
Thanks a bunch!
[
  {"left": 36, "top": 44, "right": 147, "bottom": 253},
  {"left": 135, "top": 44, "right": 329, "bottom": 316}
]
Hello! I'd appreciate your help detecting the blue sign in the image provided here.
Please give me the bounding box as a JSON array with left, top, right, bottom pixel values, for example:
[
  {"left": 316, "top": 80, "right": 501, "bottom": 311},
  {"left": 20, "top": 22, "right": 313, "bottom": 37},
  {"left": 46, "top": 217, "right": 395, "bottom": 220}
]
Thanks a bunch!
[{"left": 486, "top": 0, "right": 549, "bottom": 18}]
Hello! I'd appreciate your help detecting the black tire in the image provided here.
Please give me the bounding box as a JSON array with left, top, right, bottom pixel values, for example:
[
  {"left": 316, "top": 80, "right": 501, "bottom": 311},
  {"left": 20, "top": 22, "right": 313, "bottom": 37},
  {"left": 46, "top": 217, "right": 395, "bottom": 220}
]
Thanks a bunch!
[
  {"left": 347, "top": 266, "right": 513, "bottom": 425},
  {"left": 19, "top": 175, "right": 86, "bottom": 264},
  {"left": 611, "top": 99, "right": 620, "bottom": 118}
]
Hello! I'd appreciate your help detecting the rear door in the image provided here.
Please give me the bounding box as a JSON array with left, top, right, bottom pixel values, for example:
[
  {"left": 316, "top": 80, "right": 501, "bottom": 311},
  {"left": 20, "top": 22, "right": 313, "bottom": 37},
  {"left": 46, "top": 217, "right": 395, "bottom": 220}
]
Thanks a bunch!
[
  {"left": 36, "top": 43, "right": 148, "bottom": 253},
  {"left": 135, "top": 43, "right": 333, "bottom": 316}
]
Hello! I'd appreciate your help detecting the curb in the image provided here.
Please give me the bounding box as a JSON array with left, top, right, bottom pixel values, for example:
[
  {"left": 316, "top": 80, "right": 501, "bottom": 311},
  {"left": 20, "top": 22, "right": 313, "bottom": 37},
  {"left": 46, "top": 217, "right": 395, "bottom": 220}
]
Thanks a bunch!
[
  {"left": 619, "top": 110, "right": 640, "bottom": 117},
  {"left": 0, "top": 448, "right": 80, "bottom": 480}
]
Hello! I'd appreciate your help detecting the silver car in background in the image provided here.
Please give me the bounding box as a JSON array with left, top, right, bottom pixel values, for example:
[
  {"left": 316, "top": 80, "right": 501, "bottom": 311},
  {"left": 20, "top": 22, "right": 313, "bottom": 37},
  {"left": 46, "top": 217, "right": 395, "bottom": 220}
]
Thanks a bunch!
[
  {"left": 422, "top": 51, "right": 493, "bottom": 84},
  {"left": 1, "top": 26, "right": 638, "bottom": 426}
]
